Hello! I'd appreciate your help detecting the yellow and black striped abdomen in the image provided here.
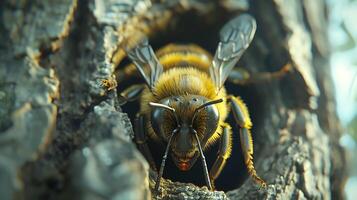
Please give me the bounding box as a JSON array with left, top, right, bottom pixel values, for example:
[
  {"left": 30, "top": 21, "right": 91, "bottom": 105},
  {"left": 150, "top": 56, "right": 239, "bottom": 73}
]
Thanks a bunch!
[
  {"left": 117, "top": 44, "right": 212, "bottom": 83},
  {"left": 156, "top": 44, "right": 213, "bottom": 73}
]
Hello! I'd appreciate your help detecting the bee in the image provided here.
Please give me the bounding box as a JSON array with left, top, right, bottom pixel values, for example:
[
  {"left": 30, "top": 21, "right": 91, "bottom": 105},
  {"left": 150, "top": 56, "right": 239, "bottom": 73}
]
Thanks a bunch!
[{"left": 115, "top": 14, "right": 268, "bottom": 192}]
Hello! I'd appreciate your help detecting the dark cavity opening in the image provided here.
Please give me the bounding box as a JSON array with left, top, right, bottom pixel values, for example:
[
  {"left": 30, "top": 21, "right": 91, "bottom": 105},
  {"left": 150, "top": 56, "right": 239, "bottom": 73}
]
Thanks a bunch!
[{"left": 118, "top": 8, "right": 266, "bottom": 192}]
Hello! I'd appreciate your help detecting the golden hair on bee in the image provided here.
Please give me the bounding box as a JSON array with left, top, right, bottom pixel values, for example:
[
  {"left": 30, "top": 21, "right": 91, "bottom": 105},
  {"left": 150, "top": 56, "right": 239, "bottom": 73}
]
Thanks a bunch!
[
  {"left": 140, "top": 67, "right": 228, "bottom": 147},
  {"left": 141, "top": 68, "right": 226, "bottom": 107}
]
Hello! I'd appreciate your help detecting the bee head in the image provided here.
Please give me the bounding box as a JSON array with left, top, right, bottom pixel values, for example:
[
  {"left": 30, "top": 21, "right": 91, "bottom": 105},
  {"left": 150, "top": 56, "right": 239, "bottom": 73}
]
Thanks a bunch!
[{"left": 150, "top": 96, "right": 222, "bottom": 171}]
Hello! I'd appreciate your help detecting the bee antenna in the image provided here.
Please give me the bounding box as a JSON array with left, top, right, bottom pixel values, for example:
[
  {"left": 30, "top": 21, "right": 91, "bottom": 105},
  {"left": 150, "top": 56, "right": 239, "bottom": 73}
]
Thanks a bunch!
[
  {"left": 154, "top": 128, "right": 178, "bottom": 193},
  {"left": 192, "top": 129, "right": 212, "bottom": 190},
  {"left": 149, "top": 102, "right": 180, "bottom": 126},
  {"left": 191, "top": 99, "right": 223, "bottom": 125}
]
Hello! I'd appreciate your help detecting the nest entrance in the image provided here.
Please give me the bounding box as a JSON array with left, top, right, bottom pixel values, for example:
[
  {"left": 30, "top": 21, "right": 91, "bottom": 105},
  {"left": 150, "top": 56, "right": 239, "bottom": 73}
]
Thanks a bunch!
[{"left": 119, "top": 8, "right": 266, "bottom": 192}]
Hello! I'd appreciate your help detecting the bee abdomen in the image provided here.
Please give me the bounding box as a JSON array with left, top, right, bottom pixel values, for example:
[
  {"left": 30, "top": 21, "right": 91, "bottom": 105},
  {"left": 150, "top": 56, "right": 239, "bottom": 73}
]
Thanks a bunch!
[{"left": 156, "top": 44, "right": 212, "bottom": 72}]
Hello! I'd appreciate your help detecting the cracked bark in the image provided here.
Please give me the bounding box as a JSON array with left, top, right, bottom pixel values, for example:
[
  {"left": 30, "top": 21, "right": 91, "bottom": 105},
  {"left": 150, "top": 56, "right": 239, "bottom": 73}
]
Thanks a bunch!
[{"left": 0, "top": 0, "right": 346, "bottom": 200}]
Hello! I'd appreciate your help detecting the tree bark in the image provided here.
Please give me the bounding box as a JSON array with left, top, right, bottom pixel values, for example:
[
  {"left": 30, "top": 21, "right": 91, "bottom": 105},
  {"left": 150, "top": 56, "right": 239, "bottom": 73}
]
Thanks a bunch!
[{"left": 0, "top": 0, "right": 346, "bottom": 200}]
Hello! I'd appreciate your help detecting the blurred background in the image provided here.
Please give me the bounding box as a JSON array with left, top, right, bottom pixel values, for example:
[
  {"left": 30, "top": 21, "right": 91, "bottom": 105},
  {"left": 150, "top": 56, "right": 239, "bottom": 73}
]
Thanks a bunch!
[{"left": 328, "top": 0, "right": 357, "bottom": 199}]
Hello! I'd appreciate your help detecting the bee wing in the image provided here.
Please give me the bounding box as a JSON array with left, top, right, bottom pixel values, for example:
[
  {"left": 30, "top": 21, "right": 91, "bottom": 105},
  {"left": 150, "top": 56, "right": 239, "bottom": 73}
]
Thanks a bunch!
[
  {"left": 126, "top": 36, "right": 163, "bottom": 90},
  {"left": 210, "top": 14, "right": 256, "bottom": 90}
]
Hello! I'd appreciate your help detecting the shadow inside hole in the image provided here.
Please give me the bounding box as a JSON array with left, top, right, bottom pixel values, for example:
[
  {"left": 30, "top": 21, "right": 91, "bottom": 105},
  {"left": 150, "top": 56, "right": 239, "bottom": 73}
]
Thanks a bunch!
[
  {"left": 119, "top": 10, "right": 267, "bottom": 192},
  {"left": 149, "top": 11, "right": 223, "bottom": 53}
]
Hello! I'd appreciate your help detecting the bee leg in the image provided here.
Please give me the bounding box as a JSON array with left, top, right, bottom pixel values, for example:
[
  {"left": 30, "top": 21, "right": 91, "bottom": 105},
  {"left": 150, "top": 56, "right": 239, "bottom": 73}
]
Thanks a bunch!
[
  {"left": 227, "top": 63, "right": 292, "bottom": 85},
  {"left": 118, "top": 84, "right": 145, "bottom": 105},
  {"left": 209, "top": 123, "right": 232, "bottom": 190},
  {"left": 228, "top": 96, "right": 267, "bottom": 187},
  {"left": 134, "top": 114, "right": 158, "bottom": 172}
]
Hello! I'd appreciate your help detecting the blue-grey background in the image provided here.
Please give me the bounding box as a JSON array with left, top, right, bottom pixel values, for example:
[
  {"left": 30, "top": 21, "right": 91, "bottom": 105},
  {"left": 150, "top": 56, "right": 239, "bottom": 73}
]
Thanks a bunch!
[{"left": 328, "top": 0, "right": 357, "bottom": 198}]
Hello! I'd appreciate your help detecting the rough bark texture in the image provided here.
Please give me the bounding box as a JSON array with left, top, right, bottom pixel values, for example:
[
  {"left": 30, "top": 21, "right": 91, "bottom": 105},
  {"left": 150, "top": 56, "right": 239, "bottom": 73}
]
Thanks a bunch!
[{"left": 0, "top": 0, "right": 346, "bottom": 200}]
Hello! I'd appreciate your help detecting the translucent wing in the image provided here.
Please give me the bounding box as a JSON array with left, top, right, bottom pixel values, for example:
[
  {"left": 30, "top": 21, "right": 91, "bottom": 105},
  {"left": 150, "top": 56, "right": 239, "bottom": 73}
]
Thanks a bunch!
[
  {"left": 126, "top": 36, "right": 163, "bottom": 90},
  {"left": 210, "top": 14, "right": 257, "bottom": 90}
]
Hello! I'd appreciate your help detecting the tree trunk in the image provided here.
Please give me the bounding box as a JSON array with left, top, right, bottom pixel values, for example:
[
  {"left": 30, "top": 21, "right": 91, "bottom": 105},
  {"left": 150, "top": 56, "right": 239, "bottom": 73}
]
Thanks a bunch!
[{"left": 0, "top": 0, "right": 346, "bottom": 199}]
